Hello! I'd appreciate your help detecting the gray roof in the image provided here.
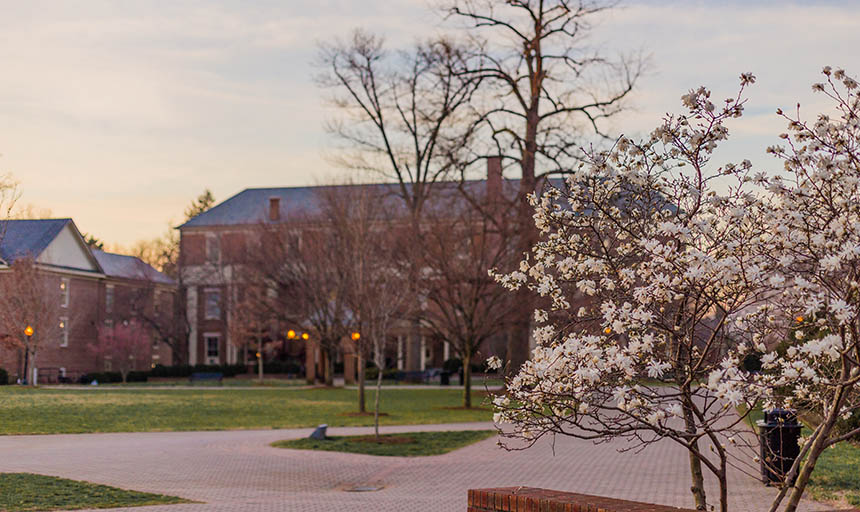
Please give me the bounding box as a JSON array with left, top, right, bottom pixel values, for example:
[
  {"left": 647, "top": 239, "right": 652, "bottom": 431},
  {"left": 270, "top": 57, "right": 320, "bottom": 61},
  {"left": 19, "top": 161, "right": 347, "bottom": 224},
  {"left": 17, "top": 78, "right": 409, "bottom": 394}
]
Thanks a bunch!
[
  {"left": 178, "top": 179, "right": 555, "bottom": 229},
  {"left": 92, "top": 249, "right": 175, "bottom": 285},
  {"left": 0, "top": 218, "right": 73, "bottom": 263}
]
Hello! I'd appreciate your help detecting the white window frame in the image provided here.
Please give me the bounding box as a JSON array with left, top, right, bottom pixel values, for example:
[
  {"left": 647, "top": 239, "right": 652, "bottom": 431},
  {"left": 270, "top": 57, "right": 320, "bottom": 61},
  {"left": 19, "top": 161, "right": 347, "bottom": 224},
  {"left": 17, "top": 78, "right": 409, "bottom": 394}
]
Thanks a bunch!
[
  {"left": 59, "top": 316, "right": 69, "bottom": 347},
  {"left": 153, "top": 289, "right": 161, "bottom": 314},
  {"left": 205, "top": 234, "right": 220, "bottom": 264},
  {"left": 105, "top": 284, "right": 114, "bottom": 314},
  {"left": 60, "top": 278, "right": 70, "bottom": 308},
  {"left": 204, "top": 333, "right": 221, "bottom": 364},
  {"left": 204, "top": 289, "right": 221, "bottom": 320}
]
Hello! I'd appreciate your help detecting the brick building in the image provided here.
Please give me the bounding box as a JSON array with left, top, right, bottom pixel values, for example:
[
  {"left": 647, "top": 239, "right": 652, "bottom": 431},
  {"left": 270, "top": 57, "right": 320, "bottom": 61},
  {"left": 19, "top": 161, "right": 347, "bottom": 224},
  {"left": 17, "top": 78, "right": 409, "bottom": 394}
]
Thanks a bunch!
[
  {"left": 0, "top": 219, "right": 178, "bottom": 384},
  {"left": 178, "top": 163, "right": 548, "bottom": 380}
]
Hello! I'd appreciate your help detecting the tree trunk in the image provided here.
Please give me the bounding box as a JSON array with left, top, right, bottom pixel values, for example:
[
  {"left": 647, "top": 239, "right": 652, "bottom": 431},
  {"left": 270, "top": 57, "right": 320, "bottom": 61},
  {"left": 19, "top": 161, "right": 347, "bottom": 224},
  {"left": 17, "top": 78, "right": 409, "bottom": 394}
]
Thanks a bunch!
[
  {"left": 357, "top": 352, "right": 366, "bottom": 413},
  {"left": 683, "top": 402, "right": 708, "bottom": 511},
  {"left": 463, "top": 351, "right": 472, "bottom": 409},
  {"left": 374, "top": 362, "right": 383, "bottom": 438},
  {"left": 122, "top": 370, "right": 128, "bottom": 384},
  {"left": 687, "top": 444, "right": 707, "bottom": 510},
  {"left": 22, "top": 346, "right": 29, "bottom": 385},
  {"left": 781, "top": 388, "right": 845, "bottom": 512},
  {"left": 324, "top": 348, "right": 334, "bottom": 387}
]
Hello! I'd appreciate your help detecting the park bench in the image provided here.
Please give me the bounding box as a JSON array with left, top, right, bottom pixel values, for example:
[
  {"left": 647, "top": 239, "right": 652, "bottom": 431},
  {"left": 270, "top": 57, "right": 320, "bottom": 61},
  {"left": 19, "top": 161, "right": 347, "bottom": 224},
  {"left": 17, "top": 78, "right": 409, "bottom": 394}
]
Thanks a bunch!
[
  {"left": 189, "top": 372, "right": 223, "bottom": 385},
  {"left": 393, "top": 368, "right": 441, "bottom": 384}
]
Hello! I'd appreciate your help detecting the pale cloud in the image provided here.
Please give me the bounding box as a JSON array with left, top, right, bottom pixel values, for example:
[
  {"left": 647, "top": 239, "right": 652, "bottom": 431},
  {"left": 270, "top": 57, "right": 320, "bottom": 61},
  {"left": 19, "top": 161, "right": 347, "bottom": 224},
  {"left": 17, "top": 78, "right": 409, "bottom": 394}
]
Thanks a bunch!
[{"left": 0, "top": 0, "right": 857, "bottom": 245}]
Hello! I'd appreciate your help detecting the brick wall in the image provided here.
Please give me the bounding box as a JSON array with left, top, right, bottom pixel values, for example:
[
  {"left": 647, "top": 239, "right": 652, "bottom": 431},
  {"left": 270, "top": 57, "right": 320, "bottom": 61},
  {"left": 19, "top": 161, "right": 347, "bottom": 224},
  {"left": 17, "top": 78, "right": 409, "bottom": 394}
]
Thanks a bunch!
[
  {"left": 467, "top": 488, "right": 858, "bottom": 512},
  {"left": 467, "top": 488, "right": 698, "bottom": 512}
]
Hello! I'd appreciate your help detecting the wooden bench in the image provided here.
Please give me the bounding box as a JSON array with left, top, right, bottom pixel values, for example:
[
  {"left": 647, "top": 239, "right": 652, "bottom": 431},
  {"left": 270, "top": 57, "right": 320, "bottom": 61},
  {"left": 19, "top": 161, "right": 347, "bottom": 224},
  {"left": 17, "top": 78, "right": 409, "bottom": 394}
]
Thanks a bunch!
[
  {"left": 189, "top": 372, "right": 223, "bottom": 385},
  {"left": 393, "top": 369, "right": 441, "bottom": 384}
]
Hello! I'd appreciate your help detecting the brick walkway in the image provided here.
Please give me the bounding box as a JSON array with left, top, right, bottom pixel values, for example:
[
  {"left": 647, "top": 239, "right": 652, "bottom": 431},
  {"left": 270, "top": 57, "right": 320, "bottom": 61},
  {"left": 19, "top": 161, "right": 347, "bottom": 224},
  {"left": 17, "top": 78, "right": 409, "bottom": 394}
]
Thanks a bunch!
[{"left": 0, "top": 422, "right": 828, "bottom": 512}]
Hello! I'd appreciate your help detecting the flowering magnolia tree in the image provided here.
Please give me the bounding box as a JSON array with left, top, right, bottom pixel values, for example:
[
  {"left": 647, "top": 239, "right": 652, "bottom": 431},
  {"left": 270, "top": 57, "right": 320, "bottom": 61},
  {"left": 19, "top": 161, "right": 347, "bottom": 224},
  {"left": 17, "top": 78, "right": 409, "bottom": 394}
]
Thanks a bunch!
[
  {"left": 491, "top": 75, "right": 773, "bottom": 512},
  {"left": 742, "top": 67, "right": 860, "bottom": 512},
  {"left": 91, "top": 320, "right": 151, "bottom": 383},
  {"left": 492, "top": 67, "right": 860, "bottom": 512}
]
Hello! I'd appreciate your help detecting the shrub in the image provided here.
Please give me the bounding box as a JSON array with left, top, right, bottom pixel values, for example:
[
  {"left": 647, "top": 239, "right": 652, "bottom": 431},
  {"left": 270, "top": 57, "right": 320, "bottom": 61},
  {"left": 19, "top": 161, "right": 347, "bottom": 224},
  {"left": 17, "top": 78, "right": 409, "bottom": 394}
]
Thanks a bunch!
[
  {"left": 442, "top": 358, "right": 462, "bottom": 373},
  {"left": 78, "top": 372, "right": 123, "bottom": 384},
  {"left": 263, "top": 360, "right": 301, "bottom": 374},
  {"left": 150, "top": 363, "right": 246, "bottom": 378},
  {"left": 126, "top": 371, "right": 149, "bottom": 383},
  {"left": 365, "top": 367, "right": 400, "bottom": 380}
]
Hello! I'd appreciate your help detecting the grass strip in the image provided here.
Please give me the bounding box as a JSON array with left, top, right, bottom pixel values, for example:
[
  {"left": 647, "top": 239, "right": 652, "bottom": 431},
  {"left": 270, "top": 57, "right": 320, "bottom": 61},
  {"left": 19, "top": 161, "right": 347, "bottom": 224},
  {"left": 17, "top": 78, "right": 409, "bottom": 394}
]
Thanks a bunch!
[
  {"left": 0, "top": 387, "right": 491, "bottom": 435},
  {"left": 0, "top": 473, "right": 189, "bottom": 511},
  {"left": 271, "top": 429, "right": 496, "bottom": 457}
]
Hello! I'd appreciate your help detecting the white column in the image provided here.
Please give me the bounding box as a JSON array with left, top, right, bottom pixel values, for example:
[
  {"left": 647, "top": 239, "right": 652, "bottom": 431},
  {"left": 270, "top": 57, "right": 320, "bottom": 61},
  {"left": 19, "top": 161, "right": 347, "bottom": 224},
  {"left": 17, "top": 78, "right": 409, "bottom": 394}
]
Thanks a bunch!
[
  {"left": 187, "top": 287, "right": 198, "bottom": 365},
  {"left": 443, "top": 341, "right": 450, "bottom": 361},
  {"left": 397, "top": 336, "right": 404, "bottom": 370},
  {"left": 419, "top": 335, "right": 426, "bottom": 370}
]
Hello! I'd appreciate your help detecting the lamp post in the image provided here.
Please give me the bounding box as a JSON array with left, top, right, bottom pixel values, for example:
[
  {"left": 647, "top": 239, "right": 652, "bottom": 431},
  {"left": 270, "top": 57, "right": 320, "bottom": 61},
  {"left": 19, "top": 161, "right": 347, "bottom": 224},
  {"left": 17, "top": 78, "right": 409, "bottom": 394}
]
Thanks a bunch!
[
  {"left": 351, "top": 331, "right": 364, "bottom": 412},
  {"left": 287, "top": 330, "right": 313, "bottom": 383},
  {"left": 23, "top": 325, "right": 33, "bottom": 386}
]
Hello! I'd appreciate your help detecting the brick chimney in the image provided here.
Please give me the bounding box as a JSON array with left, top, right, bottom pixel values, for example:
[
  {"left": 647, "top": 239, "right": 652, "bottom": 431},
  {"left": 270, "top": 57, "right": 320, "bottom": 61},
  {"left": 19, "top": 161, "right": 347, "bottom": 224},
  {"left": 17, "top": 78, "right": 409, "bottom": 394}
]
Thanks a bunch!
[
  {"left": 487, "top": 156, "right": 502, "bottom": 205},
  {"left": 268, "top": 197, "right": 281, "bottom": 221}
]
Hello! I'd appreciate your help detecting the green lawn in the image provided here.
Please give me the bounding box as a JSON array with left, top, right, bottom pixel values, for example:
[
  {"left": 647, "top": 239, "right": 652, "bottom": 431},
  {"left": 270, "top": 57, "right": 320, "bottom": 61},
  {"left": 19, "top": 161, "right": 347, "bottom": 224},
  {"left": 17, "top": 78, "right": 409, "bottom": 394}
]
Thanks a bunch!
[
  {"left": 0, "top": 473, "right": 188, "bottom": 511},
  {"left": 99, "top": 378, "right": 308, "bottom": 387},
  {"left": 806, "top": 438, "right": 860, "bottom": 507},
  {"left": 0, "top": 387, "right": 490, "bottom": 435},
  {"left": 737, "top": 404, "right": 859, "bottom": 508},
  {"left": 272, "top": 429, "right": 496, "bottom": 457}
]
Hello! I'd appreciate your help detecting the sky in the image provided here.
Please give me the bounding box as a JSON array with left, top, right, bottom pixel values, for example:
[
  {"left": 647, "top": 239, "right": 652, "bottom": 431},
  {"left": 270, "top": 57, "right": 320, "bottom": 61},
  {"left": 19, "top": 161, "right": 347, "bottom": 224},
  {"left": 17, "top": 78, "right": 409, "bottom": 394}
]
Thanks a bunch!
[{"left": 0, "top": 0, "right": 857, "bottom": 246}]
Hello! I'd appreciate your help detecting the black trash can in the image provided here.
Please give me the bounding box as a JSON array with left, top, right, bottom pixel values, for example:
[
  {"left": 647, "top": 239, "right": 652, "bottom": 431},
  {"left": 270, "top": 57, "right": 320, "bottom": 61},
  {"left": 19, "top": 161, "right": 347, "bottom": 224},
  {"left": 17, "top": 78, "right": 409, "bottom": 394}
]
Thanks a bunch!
[
  {"left": 440, "top": 371, "right": 450, "bottom": 386},
  {"left": 757, "top": 408, "right": 803, "bottom": 485}
]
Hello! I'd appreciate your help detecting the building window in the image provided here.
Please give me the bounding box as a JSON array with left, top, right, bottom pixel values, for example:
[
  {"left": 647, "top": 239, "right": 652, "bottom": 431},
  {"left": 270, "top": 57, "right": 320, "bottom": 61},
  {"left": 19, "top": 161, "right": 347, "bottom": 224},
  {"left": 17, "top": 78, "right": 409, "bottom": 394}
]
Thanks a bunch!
[
  {"left": 104, "top": 319, "right": 114, "bottom": 329},
  {"left": 105, "top": 285, "right": 114, "bottom": 314},
  {"left": 206, "top": 336, "right": 220, "bottom": 358},
  {"left": 204, "top": 290, "right": 221, "bottom": 320},
  {"left": 206, "top": 235, "right": 220, "bottom": 263},
  {"left": 60, "top": 278, "right": 70, "bottom": 308},
  {"left": 153, "top": 289, "right": 161, "bottom": 314},
  {"left": 59, "top": 317, "right": 68, "bottom": 347}
]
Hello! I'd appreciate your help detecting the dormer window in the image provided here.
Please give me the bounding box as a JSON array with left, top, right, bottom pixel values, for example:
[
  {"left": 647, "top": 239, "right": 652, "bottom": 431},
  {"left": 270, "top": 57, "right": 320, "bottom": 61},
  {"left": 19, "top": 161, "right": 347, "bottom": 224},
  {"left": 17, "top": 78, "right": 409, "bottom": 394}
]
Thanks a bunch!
[{"left": 205, "top": 234, "right": 220, "bottom": 263}]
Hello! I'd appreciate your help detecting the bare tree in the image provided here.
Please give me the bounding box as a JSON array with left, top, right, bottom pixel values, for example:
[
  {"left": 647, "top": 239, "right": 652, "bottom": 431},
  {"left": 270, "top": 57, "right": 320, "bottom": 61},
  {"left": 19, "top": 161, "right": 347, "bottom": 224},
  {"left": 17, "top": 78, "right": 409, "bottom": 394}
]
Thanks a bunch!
[
  {"left": 90, "top": 319, "right": 151, "bottom": 383},
  {"left": 318, "top": 32, "right": 481, "bottom": 371},
  {"left": 226, "top": 283, "right": 275, "bottom": 382},
  {"left": 315, "top": 185, "right": 415, "bottom": 415},
  {"left": 443, "top": 0, "right": 645, "bottom": 368},
  {"left": 0, "top": 258, "right": 64, "bottom": 385},
  {"left": 318, "top": 31, "right": 478, "bottom": 218},
  {"left": 417, "top": 198, "right": 519, "bottom": 408},
  {"left": 245, "top": 219, "right": 355, "bottom": 387}
]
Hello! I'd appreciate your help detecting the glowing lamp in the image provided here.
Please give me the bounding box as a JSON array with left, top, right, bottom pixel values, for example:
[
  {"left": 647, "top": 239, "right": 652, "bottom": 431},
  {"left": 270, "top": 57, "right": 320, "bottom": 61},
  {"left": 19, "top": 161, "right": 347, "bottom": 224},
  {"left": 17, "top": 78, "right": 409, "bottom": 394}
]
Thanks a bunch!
[
  {"left": 287, "top": 329, "right": 296, "bottom": 339},
  {"left": 603, "top": 327, "right": 612, "bottom": 335},
  {"left": 24, "top": 325, "right": 33, "bottom": 337},
  {"left": 351, "top": 332, "right": 361, "bottom": 341},
  {"left": 301, "top": 332, "right": 309, "bottom": 341}
]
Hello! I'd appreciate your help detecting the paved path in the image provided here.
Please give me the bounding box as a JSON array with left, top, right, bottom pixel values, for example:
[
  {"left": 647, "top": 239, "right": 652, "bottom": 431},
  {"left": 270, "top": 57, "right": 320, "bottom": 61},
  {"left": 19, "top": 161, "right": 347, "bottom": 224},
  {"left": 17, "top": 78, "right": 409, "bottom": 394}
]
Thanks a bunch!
[{"left": 0, "top": 423, "right": 828, "bottom": 512}]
